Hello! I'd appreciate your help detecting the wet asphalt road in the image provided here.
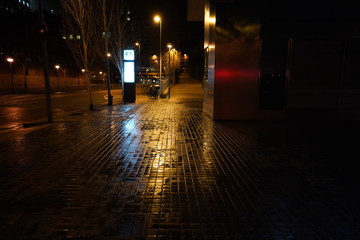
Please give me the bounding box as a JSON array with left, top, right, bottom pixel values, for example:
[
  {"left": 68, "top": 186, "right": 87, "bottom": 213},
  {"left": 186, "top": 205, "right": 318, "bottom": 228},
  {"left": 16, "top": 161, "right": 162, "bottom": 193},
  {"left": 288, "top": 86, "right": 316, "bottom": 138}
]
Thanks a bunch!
[
  {"left": 0, "top": 80, "right": 359, "bottom": 240},
  {"left": 0, "top": 89, "right": 123, "bottom": 142},
  {"left": 0, "top": 89, "right": 123, "bottom": 126}
]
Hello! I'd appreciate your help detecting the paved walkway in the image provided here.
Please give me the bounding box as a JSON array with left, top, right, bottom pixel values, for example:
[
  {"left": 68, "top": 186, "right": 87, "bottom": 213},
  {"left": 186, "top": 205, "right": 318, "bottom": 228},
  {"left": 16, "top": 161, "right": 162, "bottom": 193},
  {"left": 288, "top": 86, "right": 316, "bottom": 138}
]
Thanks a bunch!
[{"left": 0, "top": 79, "right": 359, "bottom": 240}]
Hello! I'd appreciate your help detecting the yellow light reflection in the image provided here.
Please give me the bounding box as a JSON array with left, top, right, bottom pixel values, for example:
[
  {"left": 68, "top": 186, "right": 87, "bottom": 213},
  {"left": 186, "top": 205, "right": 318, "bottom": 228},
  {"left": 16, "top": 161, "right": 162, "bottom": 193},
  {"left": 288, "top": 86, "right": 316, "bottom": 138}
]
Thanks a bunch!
[{"left": 209, "top": 17, "right": 216, "bottom": 24}]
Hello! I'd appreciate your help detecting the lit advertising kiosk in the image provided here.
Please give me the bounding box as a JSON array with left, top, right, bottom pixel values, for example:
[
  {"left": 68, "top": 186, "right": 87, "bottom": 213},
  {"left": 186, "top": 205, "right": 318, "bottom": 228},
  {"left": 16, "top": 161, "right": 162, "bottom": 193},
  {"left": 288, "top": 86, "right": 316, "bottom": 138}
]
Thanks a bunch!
[{"left": 123, "top": 49, "right": 136, "bottom": 103}]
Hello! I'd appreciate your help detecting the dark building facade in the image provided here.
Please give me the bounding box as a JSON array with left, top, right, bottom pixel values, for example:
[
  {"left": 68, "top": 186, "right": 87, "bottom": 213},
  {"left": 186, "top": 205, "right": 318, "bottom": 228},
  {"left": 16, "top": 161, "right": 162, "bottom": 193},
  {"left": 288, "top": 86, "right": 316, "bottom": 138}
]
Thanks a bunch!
[
  {"left": 203, "top": 0, "right": 360, "bottom": 120},
  {"left": 0, "top": 0, "right": 31, "bottom": 13}
]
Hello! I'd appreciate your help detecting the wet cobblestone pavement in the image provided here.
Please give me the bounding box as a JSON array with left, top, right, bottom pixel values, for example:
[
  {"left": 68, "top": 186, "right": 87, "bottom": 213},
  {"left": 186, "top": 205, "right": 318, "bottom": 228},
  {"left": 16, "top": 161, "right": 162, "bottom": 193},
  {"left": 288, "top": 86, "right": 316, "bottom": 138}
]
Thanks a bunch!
[{"left": 0, "top": 82, "right": 360, "bottom": 240}]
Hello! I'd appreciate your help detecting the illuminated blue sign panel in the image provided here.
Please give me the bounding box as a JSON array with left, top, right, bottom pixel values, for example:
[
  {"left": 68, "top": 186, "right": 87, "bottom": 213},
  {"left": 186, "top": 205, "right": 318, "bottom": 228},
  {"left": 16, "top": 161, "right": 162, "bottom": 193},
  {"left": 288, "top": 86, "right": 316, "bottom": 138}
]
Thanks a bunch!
[
  {"left": 124, "top": 49, "right": 135, "bottom": 61},
  {"left": 123, "top": 49, "right": 135, "bottom": 83}
]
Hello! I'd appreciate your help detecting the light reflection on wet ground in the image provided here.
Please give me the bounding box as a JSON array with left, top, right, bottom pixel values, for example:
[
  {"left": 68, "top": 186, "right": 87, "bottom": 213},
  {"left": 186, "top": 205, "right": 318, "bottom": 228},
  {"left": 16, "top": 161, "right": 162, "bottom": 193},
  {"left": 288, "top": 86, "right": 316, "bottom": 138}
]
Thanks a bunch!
[{"left": 0, "top": 82, "right": 359, "bottom": 239}]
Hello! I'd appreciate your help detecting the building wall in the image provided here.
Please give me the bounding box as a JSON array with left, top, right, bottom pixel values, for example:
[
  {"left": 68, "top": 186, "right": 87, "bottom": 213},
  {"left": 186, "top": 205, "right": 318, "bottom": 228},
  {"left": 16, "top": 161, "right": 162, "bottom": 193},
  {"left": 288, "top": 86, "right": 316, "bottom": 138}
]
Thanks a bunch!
[
  {"left": 203, "top": 0, "right": 262, "bottom": 120},
  {"left": 203, "top": 0, "right": 360, "bottom": 120},
  {"left": 202, "top": 0, "right": 215, "bottom": 118},
  {"left": 0, "top": 73, "right": 88, "bottom": 93}
]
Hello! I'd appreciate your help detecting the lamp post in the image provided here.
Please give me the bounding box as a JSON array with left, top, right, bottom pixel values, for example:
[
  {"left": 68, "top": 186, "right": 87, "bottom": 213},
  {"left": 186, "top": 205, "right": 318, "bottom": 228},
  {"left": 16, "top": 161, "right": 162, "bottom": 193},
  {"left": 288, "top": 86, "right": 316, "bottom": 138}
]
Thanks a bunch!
[
  {"left": 172, "top": 48, "right": 177, "bottom": 85},
  {"left": 81, "top": 69, "right": 85, "bottom": 89},
  {"left": 135, "top": 42, "right": 141, "bottom": 82},
  {"left": 55, "top": 65, "right": 60, "bottom": 91},
  {"left": 7, "top": 58, "right": 14, "bottom": 92},
  {"left": 105, "top": 52, "right": 113, "bottom": 105},
  {"left": 154, "top": 15, "right": 162, "bottom": 93},
  {"left": 99, "top": 71, "right": 104, "bottom": 89},
  {"left": 23, "top": 58, "right": 31, "bottom": 93},
  {"left": 167, "top": 43, "right": 172, "bottom": 99},
  {"left": 61, "top": 67, "right": 67, "bottom": 92},
  {"left": 155, "top": 60, "right": 158, "bottom": 73}
]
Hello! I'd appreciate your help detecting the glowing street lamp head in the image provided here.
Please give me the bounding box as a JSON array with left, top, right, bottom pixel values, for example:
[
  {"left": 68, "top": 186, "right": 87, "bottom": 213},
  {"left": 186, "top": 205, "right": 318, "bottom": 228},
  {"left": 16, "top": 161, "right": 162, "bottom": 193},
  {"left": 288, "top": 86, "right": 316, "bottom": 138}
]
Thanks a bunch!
[
  {"left": 55, "top": 65, "right": 60, "bottom": 69},
  {"left": 7, "top": 58, "right": 14, "bottom": 63},
  {"left": 107, "top": 53, "right": 111, "bottom": 57},
  {"left": 81, "top": 69, "right": 85, "bottom": 73},
  {"left": 167, "top": 43, "right": 172, "bottom": 49},
  {"left": 154, "top": 15, "right": 161, "bottom": 23},
  {"left": 135, "top": 42, "right": 140, "bottom": 46}
]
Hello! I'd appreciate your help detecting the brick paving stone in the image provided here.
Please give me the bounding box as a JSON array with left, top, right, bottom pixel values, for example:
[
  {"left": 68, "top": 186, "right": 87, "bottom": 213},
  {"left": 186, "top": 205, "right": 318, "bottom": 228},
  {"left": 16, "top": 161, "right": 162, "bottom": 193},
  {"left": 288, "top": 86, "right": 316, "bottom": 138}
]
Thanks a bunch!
[{"left": 0, "top": 82, "right": 359, "bottom": 240}]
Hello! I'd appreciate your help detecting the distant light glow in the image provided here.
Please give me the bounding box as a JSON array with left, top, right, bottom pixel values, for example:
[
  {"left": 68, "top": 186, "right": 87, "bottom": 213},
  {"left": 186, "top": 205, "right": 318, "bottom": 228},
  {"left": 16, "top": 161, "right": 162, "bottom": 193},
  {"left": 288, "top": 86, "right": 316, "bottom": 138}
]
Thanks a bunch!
[
  {"left": 55, "top": 65, "right": 60, "bottom": 69},
  {"left": 7, "top": 58, "right": 14, "bottom": 63},
  {"left": 154, "top": 15, "right": 161, "bottom": 22},
  {"left": 209, "top": 17, "right": 216, "bottom": 24}
]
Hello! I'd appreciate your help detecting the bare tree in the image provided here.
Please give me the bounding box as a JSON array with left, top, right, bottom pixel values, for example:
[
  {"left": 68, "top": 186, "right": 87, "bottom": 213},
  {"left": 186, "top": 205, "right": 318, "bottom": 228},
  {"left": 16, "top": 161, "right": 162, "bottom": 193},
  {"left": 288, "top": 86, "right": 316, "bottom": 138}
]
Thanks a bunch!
[
  {"left": 60, "top": 0, "right": 98, "bottom": 110},
  {"left": 95, "top": 0, "right": 117, "bottom": 106},
  {"left": 107, "top": 1, "right": 131, "bottom": 90},
  {"left": 92, "top": 0, "right": 131, "bottom": 104}
]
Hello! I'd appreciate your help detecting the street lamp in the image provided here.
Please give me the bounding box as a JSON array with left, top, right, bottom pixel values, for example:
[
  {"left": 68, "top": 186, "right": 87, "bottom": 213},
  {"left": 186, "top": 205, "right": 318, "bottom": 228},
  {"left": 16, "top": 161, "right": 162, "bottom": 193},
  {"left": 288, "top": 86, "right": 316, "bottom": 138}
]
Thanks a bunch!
[
  {"left": 55, "top": 65, "right": 60, "bottom": 91},
  {"left": 135, "top": 42, "right": 141, "bottom": 82},
  {"left": 99, "top": 71, "right": 105, "bottom": 89},
  {"left": 23, "top": 58, "right": 31, "bottom": 93},
  {"left": 105, "top": 52, "right": 113, "bottom": 105},
  {"left": 7, "top": 58, "right": 14, "bottom": 92},
  {"left": 167, "top": 43, "right": 172, "bottom": 99},
  {"left": 154, "top": 15, "right": 162, "bottom": 93},
  {"left": 81, "top": 69, "right": 86, "bottom": 89}
]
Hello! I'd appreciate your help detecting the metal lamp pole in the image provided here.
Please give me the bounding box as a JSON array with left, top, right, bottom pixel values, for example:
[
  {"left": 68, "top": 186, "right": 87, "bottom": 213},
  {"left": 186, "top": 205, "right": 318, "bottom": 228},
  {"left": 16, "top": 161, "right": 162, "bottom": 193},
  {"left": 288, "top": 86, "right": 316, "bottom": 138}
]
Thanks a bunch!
[
  {"left": 7, "top": 58, "right": 14, "bottom": 92},
  {"left": 135, "top": 42, "right": 141, "bottom": 82},
  {"left": 154, "top": 16, "right": 162, "bottom": 93},
  {"left": 55, "top": 65, "right": 60, "bottom": 91},
  {"left": 81, "top": 69, "right": 85, "bottom": 89},
  {"left": 167, "top": 43, "right": 172, "bottom": 99}
]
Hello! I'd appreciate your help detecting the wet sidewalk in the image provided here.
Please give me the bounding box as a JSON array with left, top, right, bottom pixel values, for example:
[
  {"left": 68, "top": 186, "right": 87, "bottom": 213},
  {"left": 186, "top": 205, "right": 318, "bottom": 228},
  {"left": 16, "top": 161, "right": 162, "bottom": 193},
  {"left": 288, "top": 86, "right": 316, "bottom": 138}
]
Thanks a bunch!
[{"left": 0, "top": 80, "right": 359, "bottom": 240}]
